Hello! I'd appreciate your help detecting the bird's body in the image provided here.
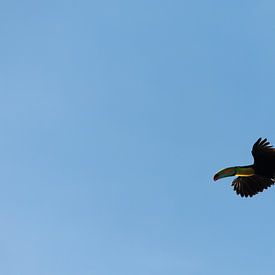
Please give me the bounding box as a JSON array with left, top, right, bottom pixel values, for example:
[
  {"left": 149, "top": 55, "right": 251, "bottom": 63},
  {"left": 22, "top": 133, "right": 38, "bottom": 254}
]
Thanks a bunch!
[{"left": 214, "top": 138, "right": 275, "bottom": 197}]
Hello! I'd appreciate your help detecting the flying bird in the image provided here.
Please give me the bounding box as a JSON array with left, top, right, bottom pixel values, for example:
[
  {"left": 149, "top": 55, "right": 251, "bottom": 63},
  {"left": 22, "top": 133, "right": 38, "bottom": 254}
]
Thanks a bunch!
[{"left": 214, "top": 138, "right": 275, "bottom": 197}]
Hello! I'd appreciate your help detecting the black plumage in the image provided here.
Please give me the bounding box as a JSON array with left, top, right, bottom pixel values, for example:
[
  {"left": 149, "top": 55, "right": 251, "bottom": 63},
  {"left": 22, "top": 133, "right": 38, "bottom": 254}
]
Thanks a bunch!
[
  {"left": 232, "top": 138, "right": 275, "bottom": 197},
  {"left": 231, "top": 175, "right": 274, "bottom": 197}
]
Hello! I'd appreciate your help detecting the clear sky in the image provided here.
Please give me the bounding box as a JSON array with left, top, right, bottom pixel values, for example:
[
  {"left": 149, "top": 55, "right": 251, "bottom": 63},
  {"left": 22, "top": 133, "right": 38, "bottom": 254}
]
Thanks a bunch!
[{"left": 0, "top": 0, "right": 275, "bottom": 274}]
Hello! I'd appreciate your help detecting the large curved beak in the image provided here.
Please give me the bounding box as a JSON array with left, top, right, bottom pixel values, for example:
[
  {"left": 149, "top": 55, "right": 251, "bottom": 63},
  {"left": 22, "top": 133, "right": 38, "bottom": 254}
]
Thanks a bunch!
[{"left": 213, "top": 167, "right": 237, "bottom": 181}]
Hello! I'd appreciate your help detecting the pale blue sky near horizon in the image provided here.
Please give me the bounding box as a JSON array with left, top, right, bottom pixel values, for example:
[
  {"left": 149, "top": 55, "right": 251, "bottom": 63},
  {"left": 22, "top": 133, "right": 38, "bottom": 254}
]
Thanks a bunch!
[{"left": 0, "top": 1, "right": 275, "bottom": 274}]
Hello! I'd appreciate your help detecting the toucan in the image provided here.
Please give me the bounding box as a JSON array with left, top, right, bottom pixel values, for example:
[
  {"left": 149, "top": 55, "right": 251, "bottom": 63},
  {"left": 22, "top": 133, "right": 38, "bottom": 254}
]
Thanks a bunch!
[{"left": 214, "top": 138, "right": 275, "bottom": 197}]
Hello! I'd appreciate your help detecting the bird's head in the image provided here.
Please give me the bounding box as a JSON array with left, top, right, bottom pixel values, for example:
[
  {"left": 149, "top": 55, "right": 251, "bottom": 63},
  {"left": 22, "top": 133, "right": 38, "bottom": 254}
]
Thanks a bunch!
[{"left": 213, "top": 167, "right": 237, "bottom": 181}]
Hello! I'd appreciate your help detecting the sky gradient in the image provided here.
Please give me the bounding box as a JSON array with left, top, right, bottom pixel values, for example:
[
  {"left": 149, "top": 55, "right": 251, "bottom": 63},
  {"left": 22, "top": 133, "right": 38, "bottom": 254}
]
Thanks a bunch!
[{"left": 0, "top": 1, "right": 275, "bottom": 274}]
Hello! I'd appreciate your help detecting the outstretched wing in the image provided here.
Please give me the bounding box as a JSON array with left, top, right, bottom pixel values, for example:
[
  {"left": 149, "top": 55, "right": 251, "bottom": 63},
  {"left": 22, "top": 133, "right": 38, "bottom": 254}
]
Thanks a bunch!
[
  {"left": 252, "top": 138, "right": 275, "bottom": 164},
  {"left": 231, "top": 175, "right": 275, "bottom": 197}
]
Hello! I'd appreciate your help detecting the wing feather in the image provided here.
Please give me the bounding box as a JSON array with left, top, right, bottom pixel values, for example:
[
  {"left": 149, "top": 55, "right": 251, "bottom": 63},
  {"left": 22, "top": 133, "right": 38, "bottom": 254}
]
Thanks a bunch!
[
  {"left": 252, "top": 138, "right": 275, "bottom": 177},
  {"left": 252, "top": 138, "right": 275, "bottom": 160},
  {"left": 231, "top": 175, "right": 275, "bottom": 197}
]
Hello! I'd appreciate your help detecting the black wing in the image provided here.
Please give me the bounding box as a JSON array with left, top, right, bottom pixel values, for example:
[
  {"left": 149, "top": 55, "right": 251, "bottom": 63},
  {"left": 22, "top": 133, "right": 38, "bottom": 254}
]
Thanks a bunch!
[
  {"left": 252, "top": 138, "right": 275, "bottom": 163},
  {"left": 251, "top": 138, "right": 275, "bottom": 177},
  {"left": 231, "top": 175, "right": 275, "bottom": 197}
]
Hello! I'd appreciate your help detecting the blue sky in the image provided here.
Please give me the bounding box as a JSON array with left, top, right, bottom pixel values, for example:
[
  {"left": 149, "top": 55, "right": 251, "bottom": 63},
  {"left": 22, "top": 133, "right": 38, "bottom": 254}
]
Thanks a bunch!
[{"left": 0, "top": 0, "right": 275, "bottom": 274}]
